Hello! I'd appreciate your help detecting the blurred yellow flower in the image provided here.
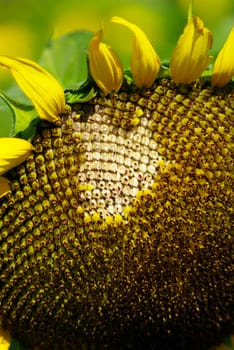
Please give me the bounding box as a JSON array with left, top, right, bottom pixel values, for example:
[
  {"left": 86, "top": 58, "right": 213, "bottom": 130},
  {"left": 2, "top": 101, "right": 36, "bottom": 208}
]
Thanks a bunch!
[
  {"left": 111, "top": 16, "right": 160, "bottom": 88},
  {"left": 88, "top": 28, "right": 123, "bottom": 94},
  {"left": 212, "top": 27, "right": 234, "bottom": 86},
  {"left": 0, "top": 333, "right": 11, "bottom": 350},
  {"left": 0, "top": 137, "right": 33, "bottom": 198},
  {"left": 170, "top": 16, "right": 212, "bottom": 84},
  {"left": 0, "top": 56, "right": 67, "bottom": 122}
]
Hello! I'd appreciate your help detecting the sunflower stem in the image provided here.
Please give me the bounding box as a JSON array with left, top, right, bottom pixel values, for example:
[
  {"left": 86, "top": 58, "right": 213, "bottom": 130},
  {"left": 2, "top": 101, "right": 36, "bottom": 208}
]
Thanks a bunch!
[{"left": 188, "top": 0, "right": 193, "bottom": 23}]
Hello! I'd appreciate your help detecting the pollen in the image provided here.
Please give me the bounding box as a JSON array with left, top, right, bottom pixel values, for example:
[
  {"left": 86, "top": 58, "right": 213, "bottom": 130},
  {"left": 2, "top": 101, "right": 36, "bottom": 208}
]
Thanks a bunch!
[{"left": 0, "top": 78, "right": 233, "bottom": 350}]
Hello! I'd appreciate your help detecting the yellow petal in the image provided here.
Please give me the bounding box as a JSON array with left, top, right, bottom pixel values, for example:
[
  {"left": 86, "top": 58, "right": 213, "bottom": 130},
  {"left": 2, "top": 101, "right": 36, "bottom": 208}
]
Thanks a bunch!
[
  {"left": 0, "top": 56, "right": 66, "bottom": 122},
  {"left": 0, "top": 138, "right": 33, "bottom": 175},
  {"left": 0, "top": 328, "right": 11, "bottom": 350},
  {"left": 212, "top": 27, "right": 234, "bottom": 87},
  {"left": 88, "top": 29, "right": 123, "bottom": 94},
  {"left": 0, "top": 337, "right": 11, "bottom": 350},
  {"left": 111, "top": 16, "right": 160, "bottom": 88},
  {"left": 170, "top": 16, "right": 213, "bottom": 84}
]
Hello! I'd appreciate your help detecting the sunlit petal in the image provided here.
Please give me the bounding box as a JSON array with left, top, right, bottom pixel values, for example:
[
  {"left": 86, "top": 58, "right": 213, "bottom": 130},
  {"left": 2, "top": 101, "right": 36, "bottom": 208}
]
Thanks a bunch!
[
  {"left": 212, "top": 27, "right": 234, "bottom": 87},
  {"left": 111, "top": 16, "right": 160, "bottom": 88},
  {"left": 0, "top": 56, "right": 67, "bottom": 122},
  {"left": 88, "top": 29, "right": 123, "bottom": 94},
  {"left": 170, "top": 16, "right": 212, "bottom": 84},
  {"left": 0, "top": 137, "right": 33, "bottom": 175}
]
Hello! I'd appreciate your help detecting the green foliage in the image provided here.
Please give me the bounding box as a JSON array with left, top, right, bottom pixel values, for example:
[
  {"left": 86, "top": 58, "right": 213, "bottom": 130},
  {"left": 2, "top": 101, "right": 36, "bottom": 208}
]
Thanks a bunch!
[
  {"left": 0, "top": 92, "right": 38, "bottom": 140},
  {"left": 0, "top": 95, "right": 15, "bottom": 137},
  {"left": 39, "top": 30, "right": 93, "bottom": 89},
  {"left": 65, "top": 78, "right": 97, "bottom": 103},
  {"left": 0, "top": 30, "right": 93, "bottom": 139}
]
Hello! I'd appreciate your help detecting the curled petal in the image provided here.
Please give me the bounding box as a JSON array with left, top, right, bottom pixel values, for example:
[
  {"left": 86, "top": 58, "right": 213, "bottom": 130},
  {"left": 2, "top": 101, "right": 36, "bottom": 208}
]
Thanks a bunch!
[
  {"left": 212, "top": 27, "right": 234, "bottom": 87},
  {"left": 88, "top": 29, "right": 123, "bottom": 94},
  {"left": 111, "top": 16, "right": 160, "bottom": 88},
  {"left": 170, "top": 16, "right": 212, "bottom": 84},
  {"left": 0, "top": 56, "right": 67, "bottom": 122}
]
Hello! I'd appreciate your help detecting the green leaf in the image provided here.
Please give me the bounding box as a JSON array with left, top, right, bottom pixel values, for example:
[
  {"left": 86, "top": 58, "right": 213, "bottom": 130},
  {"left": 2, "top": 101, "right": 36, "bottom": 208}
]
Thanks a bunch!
[
  {"left": 124, "top": 69, "right": 133, "bottom": 85},
  {"left": 39, "top": 30, "right": 93, "bottom": 89},
  {"left": 65, "top": 76, "right": 97, "bottom": 103},
  {"left": 65, "top": 86, "right": 96, "bottom": 103},
  {"left": 0, "top": 92, "right": 38, "bottom": 140},
  {"left": 0, "top": 96, "right": 15, "bottom": 137}
]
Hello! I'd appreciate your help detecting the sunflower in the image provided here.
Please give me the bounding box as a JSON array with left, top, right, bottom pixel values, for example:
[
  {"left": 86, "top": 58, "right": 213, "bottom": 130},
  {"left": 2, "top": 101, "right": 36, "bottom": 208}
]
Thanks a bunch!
[{"left": 0, "top": 5, "right": 233, "bottom": 350}]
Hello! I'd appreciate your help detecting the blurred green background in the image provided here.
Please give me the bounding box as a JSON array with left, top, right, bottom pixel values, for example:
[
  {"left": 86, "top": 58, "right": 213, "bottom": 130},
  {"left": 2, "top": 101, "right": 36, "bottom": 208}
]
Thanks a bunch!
[{"left": 0, "top": 0, "right": 233, "bottom": 88}]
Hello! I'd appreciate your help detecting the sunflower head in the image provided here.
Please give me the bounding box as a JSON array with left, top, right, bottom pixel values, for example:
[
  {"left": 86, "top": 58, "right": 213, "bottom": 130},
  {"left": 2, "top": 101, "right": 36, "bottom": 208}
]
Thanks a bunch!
[{"left": 0, "top": 6, "right": 233, "bottom": 350}]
